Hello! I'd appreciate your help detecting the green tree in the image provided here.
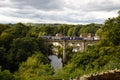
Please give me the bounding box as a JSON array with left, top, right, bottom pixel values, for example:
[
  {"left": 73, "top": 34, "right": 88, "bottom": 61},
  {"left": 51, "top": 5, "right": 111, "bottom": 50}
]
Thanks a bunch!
[
  {"left": 15, "top": 52, "right": 54, "bottom": 80},
  {"left": 8, "top": 37, "right": 39, "bottom": 72},
  {"left": 80, "top": 23, "right": 100, "bottom": 34},
  {"left": 67, "top": 27, "right": 75, "bottom": 36},
  {"left": 0, "top": 47, "right": 7, "bottom": 70},
  {"left": 56, "top": 25, "right": 70, "bottom": 36},
  {"left": 27, "top": 26, "right": 46, "bottom": 37},
  {"left": 56, "top": 12, "right": 120, "bottom": 79},
  {"left": 73, "top": 25, "right": 82, "bottom": 36},
  {"left": 98, "top": 16, "right": 120, "bottom": 46},
  {"left": 0, "top": 23, "right": 30, "bottom": 50},
  {"left": 13, "top": 23, "right": 30, "bottom": 37},
  {"left": 0, "top": 24, "right": 9, "bottom": 35},
  {"left": 0, "top": 66, "right": 14, "bottom": 80}
]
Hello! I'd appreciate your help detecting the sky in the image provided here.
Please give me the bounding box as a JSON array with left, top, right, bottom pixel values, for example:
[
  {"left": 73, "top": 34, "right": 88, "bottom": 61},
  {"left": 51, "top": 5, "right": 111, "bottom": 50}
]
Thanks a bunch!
[{"left": 0, "top": 0, "right": 120, "bottom": 24}]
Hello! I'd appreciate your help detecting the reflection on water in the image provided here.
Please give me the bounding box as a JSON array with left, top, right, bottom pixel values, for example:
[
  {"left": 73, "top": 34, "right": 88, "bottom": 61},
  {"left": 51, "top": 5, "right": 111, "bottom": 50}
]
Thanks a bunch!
[{"left": 49, "top": 55, "right": 62, "bottom": 72}]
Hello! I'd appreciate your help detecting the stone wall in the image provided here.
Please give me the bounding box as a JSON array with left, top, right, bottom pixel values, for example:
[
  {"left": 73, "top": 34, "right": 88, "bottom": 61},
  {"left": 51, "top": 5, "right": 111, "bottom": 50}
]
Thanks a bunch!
[{"left": 70, "top": 69, "right": 120, "bottom": 80}]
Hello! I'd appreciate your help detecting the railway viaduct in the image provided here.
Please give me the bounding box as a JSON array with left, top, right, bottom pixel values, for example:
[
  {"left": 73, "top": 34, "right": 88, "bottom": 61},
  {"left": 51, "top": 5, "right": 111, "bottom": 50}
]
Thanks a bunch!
[{"left": 45, "top": 37, "right": 99, "bottom": 65}]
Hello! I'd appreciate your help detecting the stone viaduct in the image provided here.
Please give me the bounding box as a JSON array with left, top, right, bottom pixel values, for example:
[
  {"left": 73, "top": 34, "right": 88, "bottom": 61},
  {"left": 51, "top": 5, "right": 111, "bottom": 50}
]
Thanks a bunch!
[{"left": 44, "top": 36, "right": 99, "bottom": 65}]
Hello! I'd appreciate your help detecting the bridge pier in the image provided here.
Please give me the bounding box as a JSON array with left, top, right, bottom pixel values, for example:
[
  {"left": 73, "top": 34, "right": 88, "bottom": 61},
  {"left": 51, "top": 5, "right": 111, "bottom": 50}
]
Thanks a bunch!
[
  {"left": 46, "top": 39, "right": 99, "bottom": 67},
  {"left": 62, "top": 41, "right": 66, "bottom": 66},
  {"left": 82, "top": 41, "right": 85, "bottom": 51}
]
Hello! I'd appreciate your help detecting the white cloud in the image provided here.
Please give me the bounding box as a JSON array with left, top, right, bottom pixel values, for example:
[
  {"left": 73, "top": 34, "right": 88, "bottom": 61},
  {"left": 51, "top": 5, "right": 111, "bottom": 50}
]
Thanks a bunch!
[{"left": 0, "top": 0, "right": 119, "bottom": 24}]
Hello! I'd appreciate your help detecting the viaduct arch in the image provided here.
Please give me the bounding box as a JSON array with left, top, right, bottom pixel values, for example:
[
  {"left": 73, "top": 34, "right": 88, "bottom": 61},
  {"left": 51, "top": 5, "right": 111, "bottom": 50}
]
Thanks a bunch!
[{"left": 46, "top": 38, "right": 99, "bottom": 66}]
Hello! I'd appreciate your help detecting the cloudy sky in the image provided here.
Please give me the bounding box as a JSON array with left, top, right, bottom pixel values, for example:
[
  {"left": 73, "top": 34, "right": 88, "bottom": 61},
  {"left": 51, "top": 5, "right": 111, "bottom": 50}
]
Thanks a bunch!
[{"left": 0, "top": 0, "right": 120, "bottom": 24}]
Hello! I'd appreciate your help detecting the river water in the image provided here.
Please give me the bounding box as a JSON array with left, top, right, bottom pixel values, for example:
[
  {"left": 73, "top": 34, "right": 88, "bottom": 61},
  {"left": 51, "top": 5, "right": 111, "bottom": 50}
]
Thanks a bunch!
[{"left": 48, "top": 55, "right": 62, "bottom": 72}]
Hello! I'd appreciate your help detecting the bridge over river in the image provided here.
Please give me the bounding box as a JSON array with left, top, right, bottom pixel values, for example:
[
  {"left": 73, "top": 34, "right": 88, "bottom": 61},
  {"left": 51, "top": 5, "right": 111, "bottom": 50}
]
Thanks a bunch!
[{"left": 41, "top": 36, "right": 100, "bottom": 65}]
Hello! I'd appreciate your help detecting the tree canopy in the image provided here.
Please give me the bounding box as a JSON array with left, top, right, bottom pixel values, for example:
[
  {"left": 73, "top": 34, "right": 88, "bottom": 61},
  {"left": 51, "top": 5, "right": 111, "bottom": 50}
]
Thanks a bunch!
[
  {"left": 56, "top": 11, "right": 120, "bottom": 79},
  {"left": 0, "top": 11, "right": 119, "bottom": 79}
]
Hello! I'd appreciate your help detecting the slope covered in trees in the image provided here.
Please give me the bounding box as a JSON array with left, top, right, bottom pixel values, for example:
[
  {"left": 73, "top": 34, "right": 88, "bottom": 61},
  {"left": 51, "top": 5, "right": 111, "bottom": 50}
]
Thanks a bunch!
[
  {"left": 0, "top": 11, "right": 119, "bottom": 79},
  {"left": 0, "top": 23, "right": 55, "bottom": 80},
  {"left": 56, "top": 12, "right": 120, "bottom": 79}
]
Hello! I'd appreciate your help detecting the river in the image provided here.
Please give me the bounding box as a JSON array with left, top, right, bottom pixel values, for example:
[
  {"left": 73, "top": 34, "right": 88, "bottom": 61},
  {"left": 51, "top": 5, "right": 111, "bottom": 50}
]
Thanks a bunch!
[{"left": 48, "top": 55, "right": 62, "bottom": 72}]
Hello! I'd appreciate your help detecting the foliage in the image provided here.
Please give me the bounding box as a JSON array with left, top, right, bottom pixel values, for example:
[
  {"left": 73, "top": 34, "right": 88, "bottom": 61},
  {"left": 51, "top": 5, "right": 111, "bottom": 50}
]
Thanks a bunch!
[
  {"left": 7, "top": 37, "right": 40, "bottom": 72},
  {"left": 0, "top": 66, "right": 14, "bottom": 80},
  {"left": 67, "top": 27, "right": 75, "bottom": 36},
  {"left": 14, "top": 52, "right": 54, "bottom": 80},
  {"left": 27, "top": 26, "right": 42, "bottom": 37},
  {"left": 0, "top": 24, "right": 9, "bottom": 34},
  {"left": 57, "top": 46, "right": 120, "bottom": 79},
  {"left": 0, "top": 19, "right": 116, "bottom": 80},
  {"left": 80, "top": 23, "right": 100, "bottom": 34},
  {"left": 56, "top": 12, "right": 120, "bottom": 79},
  {"left": 97, "top": 16, "right": 120, "bottom": 46},
  {"left": 0, "top": 23, "right": 52, "bottom": 72}
]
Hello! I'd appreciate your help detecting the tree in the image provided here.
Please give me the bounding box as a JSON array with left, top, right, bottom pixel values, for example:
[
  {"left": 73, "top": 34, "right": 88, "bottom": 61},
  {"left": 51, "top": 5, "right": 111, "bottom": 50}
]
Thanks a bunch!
[
  {"left": 0, "top": 47, "right": 7, "bottom": 70},
  {"left": 97, "top": 15, "right": 120, "bottom": 46},
  {"left": 8, "top": 37, "right": 39, "bottom": 72},
  {"left": 56, "top": 11, "right": 120, "bottom": 79},
  {"left": 0, "top": 66, "right": 14, "bottom": 80},
  {"left": 73, "top": 25, "right": 82, "bottom": 36},
  {"left": 13, "top": 23, "right": 30, "bottom": 37},
  {"left": 27, "top": 26, "right": 44, "bottom": 37},
  {"left": 80, "top": 23, "right": 100, "bottom": 34},
  {"left": 0, "top": 23, "right": 30, "bottom": 50},
  {"left": 56, "top": 25, "right": 70, "bottom": 36},
  {"left": 15, "top": 52, "right": 54, "bottom": 80},
  {"left": 0, "top": 24, "right": 9, "bottom": 35},
  {"left": 67, "top": 27, "right": 75, "bottom": 36}
]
